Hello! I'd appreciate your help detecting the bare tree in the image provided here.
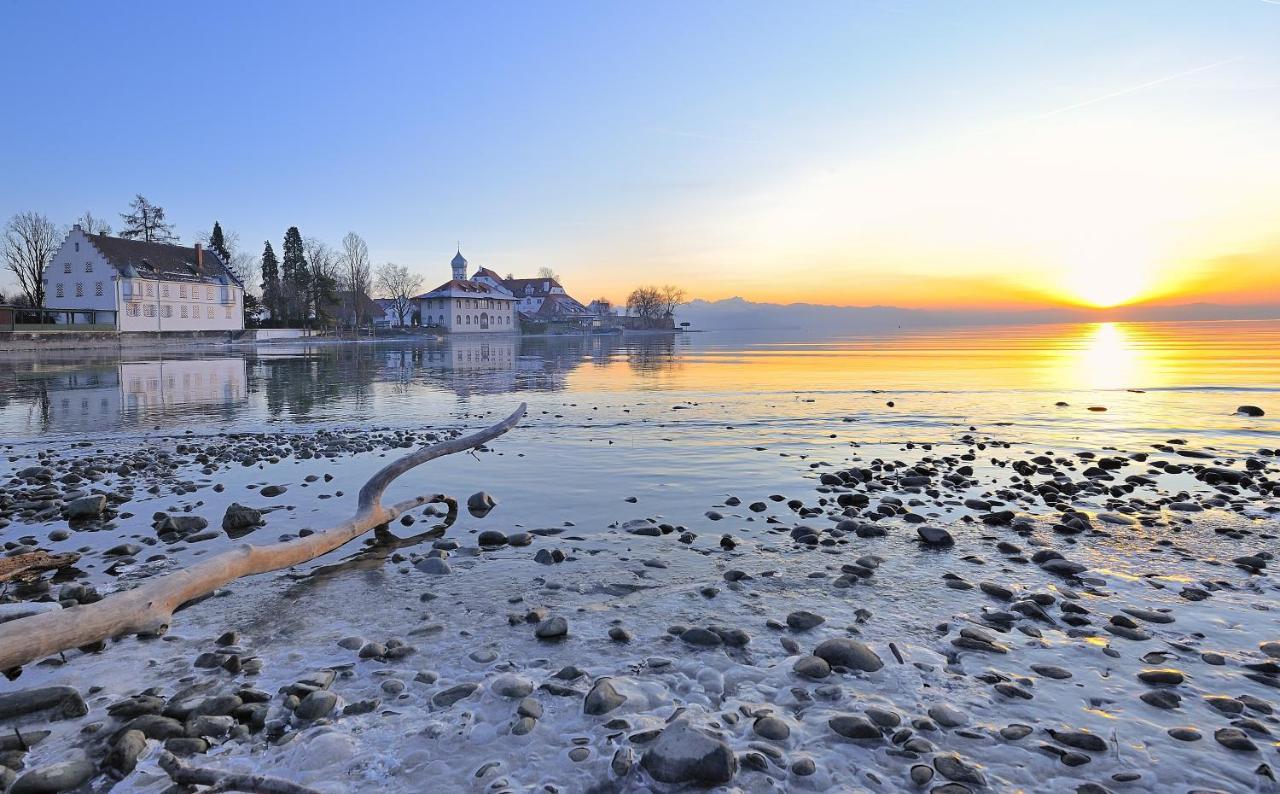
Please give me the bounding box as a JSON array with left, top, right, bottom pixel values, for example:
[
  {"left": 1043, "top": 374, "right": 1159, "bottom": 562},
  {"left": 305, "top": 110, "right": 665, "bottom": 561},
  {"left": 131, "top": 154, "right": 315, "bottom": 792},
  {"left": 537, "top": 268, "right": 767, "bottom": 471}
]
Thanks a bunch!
[
  {"left": 339, "top": 231, "right": 372, "bottom": 328},
  {"left": 626, "top": 286, "right": 663, "bottom": 324},
  {"left": 304, "top": 237, "right": 340, "bottom": 326},
  {"left": 659, "top": 284, "right": 686, "bottom": 317},
  {"left": 2, "top": 212, "right": 62, "bottom": 308},
  {"left": 119, "top": 194, "right": 177, "bottom": 242},
  {"left": 535, "top": 266, "right": 560, "bottom": 282},
  {"left": 375, "top": 262, "right": 424, "bottom": 327},
  {"left": 75, "top": 211, "right": 112, "bottom": 236}
]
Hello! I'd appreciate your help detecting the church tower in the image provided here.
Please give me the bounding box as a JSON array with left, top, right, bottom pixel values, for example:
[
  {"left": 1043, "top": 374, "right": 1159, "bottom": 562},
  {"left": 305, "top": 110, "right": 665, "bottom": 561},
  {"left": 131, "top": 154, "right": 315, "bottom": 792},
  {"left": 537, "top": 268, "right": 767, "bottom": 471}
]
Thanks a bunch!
[{"left": 451, "top": 248, "right": 468, "bottom": 281}]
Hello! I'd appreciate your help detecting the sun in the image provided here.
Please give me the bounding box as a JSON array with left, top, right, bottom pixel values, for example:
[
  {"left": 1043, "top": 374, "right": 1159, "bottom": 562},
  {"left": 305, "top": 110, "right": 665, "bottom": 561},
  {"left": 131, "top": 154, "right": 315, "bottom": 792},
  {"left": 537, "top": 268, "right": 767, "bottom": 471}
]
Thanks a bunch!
[{"left": 1056, "top": 241, "right": 1160, "bottom": 308}]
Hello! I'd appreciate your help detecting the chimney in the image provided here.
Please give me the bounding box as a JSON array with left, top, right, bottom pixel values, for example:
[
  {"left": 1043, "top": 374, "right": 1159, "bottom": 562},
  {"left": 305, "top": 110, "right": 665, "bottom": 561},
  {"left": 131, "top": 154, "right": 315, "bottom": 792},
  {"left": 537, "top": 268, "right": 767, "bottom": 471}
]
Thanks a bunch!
[{"left": 194, "top": 242, "right": 203, "bottom": 276}]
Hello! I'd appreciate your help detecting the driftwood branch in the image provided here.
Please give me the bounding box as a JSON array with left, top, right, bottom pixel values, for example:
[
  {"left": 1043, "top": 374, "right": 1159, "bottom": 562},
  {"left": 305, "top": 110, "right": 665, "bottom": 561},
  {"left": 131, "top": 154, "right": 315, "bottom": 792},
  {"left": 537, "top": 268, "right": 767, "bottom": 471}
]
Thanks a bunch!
[
  {"left": 158, "top": 751, "right": 322, "bottom": 794},
  {"left": 0, "top": 550, "right": 80, "bottom": 583},
  {"left": 0, "top": 404, "right": 525, "bottom": 673}
]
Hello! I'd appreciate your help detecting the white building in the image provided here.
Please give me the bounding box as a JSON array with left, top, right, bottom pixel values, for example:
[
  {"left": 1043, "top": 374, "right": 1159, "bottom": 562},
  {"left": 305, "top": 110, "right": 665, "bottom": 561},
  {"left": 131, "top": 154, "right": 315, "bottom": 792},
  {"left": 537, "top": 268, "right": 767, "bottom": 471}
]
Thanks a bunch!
[
  {"left": 43, "top": 225, "right": 244, "bottom": 332},
  {"left": 414, "top": 250, "right": 518, "bottom": 333}
]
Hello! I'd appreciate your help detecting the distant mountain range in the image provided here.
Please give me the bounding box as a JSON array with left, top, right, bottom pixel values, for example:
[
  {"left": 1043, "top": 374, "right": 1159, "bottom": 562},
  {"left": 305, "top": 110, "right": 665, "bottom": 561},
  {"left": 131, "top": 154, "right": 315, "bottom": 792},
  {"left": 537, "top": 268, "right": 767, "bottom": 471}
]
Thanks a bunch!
[{"left": 676, "top": 297, "right": 1280, "bottom": 331}]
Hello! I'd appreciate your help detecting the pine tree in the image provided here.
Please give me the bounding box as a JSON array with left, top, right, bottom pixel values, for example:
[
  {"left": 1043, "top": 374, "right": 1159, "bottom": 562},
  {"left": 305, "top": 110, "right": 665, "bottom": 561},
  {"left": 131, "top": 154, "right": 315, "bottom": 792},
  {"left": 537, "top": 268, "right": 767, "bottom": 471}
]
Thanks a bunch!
[
  {"left": 261, "top": 241, "right": 281, "bottom": 325},
  {"left": 209, "top": 222, "right": 231, "bottom": 263},
  {"left": 281, "top": 226, "right": 306, "bottom": 325},
  {"left": 119, "top": 194, "right": 177, "bottom": 242}
]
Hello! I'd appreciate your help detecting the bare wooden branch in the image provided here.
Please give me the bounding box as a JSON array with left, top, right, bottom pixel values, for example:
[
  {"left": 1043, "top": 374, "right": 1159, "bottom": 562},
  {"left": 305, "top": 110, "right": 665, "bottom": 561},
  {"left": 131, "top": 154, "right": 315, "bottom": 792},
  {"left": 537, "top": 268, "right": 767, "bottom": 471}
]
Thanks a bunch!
[
  {"left": 159, "top": 751, "right": 322, "bottom": 794},
  {"left": 0, "top": 551, "right": 80, "bottom": 583},
  {"left": 0, "top": 404, "right": 525, "bottom": 672}
]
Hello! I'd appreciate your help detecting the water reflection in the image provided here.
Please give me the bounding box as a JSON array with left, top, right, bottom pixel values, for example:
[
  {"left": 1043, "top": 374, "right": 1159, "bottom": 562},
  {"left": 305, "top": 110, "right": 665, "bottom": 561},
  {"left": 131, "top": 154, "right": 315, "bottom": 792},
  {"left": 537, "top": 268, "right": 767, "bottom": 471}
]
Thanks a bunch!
[{"left": 0, "top": 322, "right": 1274, "bottom": 440}]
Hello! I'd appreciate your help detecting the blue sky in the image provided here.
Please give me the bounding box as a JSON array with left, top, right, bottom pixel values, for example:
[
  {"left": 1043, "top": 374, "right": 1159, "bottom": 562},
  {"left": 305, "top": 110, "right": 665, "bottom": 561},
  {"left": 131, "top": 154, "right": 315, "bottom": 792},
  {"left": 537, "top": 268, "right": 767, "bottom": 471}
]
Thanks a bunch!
[{"left": 2, "top": 1, "right": 1278, "bottom": 307}]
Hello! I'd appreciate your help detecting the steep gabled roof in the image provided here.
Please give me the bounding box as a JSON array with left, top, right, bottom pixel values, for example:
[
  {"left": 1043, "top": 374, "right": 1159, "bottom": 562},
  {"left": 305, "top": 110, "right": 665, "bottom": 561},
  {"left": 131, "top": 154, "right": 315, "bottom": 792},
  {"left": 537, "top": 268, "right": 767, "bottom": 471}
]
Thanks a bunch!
[
  {"left": 504, "top": 277, "right": 562, "bottom": 297},
  {"left": 533, "top": 292, "right": 590, "bottom": 318},
  {"left": 87, "top": 233, "right": 240, "bottom": 286},
  {"left": 416, "top": 279, "right": 518, "bottom": 299}
]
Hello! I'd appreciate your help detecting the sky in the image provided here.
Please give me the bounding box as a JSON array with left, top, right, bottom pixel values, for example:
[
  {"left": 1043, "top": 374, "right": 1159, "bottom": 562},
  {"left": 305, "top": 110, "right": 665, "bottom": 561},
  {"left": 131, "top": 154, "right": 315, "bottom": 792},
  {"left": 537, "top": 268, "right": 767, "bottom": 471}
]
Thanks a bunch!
[{"left": 2, "top": 0, "right": 1279, "bottom": 311}]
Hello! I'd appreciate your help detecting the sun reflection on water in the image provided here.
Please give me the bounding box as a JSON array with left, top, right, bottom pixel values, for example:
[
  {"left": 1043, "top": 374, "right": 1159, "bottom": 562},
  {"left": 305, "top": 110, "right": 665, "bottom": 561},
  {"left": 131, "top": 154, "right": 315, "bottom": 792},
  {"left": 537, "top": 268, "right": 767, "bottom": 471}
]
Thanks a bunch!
[{"left": 1070, "top": 322, "right": 1147, "bottom": 391}]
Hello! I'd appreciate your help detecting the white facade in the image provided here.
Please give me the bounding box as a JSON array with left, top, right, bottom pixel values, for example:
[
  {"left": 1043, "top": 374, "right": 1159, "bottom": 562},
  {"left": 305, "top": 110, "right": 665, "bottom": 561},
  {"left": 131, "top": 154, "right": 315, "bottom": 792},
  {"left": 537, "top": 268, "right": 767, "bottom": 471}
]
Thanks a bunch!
[
  {"left": 415, "top": 251, "right": 518, "bottom": 333},
  {"left": 43, "top": 226, "right": 244, "bottom": 332},
  {"left": 416, "top": 291, "right": 517, "bottom": 333}
]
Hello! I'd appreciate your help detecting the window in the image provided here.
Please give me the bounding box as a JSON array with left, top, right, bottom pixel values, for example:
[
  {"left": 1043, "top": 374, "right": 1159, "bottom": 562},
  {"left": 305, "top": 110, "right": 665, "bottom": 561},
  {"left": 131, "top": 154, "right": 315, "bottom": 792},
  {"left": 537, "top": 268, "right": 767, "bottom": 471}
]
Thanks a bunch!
[
  {"left": 466, "top": 315, "right": 471, "bottom": 324},
  {"left": 162, "top": 305, "right": 173, "bottom": 318},
  {"left": 161, "top": 285, "right": 170, "bottom": 298},
  {"left": 206, "top": 287, "right": 213, "bottom": 300},
  {"left": 85, "top": 261, "right": 92, "bottom": 273},
  {"left": 179, "top": 285, "right": 187, "bottom": 298},
  {"left": 74, "top": 242, "right": 79, "bottom": 252},
  {"left": 180, "top": 306, "right": 188, "bottom": 318},
  {"left": 64, "top": 262, "right": 71, "bottom": 273},
  {"left": 146, "top": 283, "right": 154, "bottom": 297},
  {"left": 456, "top": 314, "right": 461, "bottom": 324},
  {"left": 56, "top": 284, "right": 64, "bottom": 298},
  {"left": 75, "top": 282, "right": 84, "bottom": 297},
  {"left": 95, "top": 282, "right": 103, "bottom": 296},
  {"left": 127, "top": 304, "right": 140, "bottom": 317},
  {"left": 207, "top": 307, "right": 214, "bottom": 319},
  {"left": 225, "top": 306, "right": 233, "bottom": 319},
  {"left": 143, "top": 304, "right": 156, "bottom": 317}
]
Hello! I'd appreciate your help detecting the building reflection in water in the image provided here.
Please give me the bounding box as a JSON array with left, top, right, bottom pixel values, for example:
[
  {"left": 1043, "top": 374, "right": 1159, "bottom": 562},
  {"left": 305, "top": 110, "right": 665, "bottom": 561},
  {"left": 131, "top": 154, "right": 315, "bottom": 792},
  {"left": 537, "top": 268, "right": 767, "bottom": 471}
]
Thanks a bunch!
[{"left": 40, "top": 358, "right": 248, "bottom": 430}]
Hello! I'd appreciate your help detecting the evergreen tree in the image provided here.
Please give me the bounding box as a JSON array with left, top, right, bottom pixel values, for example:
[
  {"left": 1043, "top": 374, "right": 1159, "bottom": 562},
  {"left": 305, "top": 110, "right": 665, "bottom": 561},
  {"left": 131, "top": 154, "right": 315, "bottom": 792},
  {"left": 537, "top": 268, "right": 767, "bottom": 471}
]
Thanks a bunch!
[
  {"left": 261, "top": 241, "right": 281, "bottom": 325},
  {"left": 119, "top": 194, "right": 177, "bottom": 242},
  {"left": 281, "top": 226, "right": 306, "bottom": 325},
  {"left": 209, "top": 221, "right": 231, "bottom": 263}
]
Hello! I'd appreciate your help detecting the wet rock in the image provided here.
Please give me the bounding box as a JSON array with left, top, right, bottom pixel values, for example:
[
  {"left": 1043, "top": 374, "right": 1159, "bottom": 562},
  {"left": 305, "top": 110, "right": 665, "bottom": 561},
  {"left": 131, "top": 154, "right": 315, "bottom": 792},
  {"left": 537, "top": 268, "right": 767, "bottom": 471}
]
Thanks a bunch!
[
  {"left": 492, "top": 675, "right": 534, "bottom": 699},
  {"left": 467, "top": 492, "right": 497, "bottom": 517},
  {"left": 0, "top": 686, "right": 89, "bottom": 723},
  {"left": 1237, "top": 405, "right": 1265, "bottom": 417},
  {"left": 9, "top": 758, "right": 96, "bottom": 794},
  {"left": 813, "top": 637, "right": 884, "bottom": 672},
  {"left": 753, "top": 715, "right": 790, "bottom": 741},
  {"left": 294, "top": 690, "right": 338, "bottom": 721},
  {"left": 786, "top": 610, "right": 825, "bottom": 631},
  {"left": 584, "top": 679, "right": 627, "bottom": 716},
  {"left": 1215, "top": 727, "right": 1257, "bottom": 752},
  {"left": 793, "top": 655, "right": 831, "bottom": 680},
  {"left": 477, "top": 530, "right": 507, "bottom": 547},
  {"left": 221, "top": 503, "right": 263, "bottom": 532},
  {"left": 829, "top": 714, "right": 881, "bottom": 740},
  {"left": 917, "top": 526, "right": 954, "bottom": 547},
  {"left": 641, "top": 719, "right": 737, "bottom": 785},
  {"left": 1137, "top": 668, "right": 1183, "bottom": 686},
  {"left": 433, "top": 683, "right": 479, "bottom": 708},
  {"left": 63, "top": 495, "right": 106, "bottom": 519},
  {"left": 104, "top": 729, "right": 147, "bottom": 775},
  {"left": 534, "top": 616, "right": 568, "bottom": 639},
  {"left": 928, "top": 703, "right": 968, "bottom": 728},
  {"left": 415, "top": 557, "right": 452, "bottom": 575},
  {"left": 934, "top": 754, "right": 986, "bottom": 787},
  {"left": 681, "top": 627, "right": 723, "bottom": 647}
]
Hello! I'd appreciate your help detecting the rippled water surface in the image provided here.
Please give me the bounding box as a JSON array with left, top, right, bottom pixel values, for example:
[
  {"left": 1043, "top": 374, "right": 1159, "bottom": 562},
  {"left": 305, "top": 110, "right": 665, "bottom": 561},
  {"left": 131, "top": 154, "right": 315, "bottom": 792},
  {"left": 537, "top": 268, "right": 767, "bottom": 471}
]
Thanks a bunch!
[{"left": 2, "top": 320, "right": 1276, "bottom": 451}]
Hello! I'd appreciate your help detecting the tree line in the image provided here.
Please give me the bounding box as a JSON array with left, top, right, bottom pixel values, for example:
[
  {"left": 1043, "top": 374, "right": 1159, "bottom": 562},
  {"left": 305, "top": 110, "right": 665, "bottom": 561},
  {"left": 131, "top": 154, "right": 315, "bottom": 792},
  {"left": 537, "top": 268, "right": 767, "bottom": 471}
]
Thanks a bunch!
[
  {"left": 0, "top": 195, "right": 391, "bottom": 330},
  {"left": 626, "top": 284, "right": 685, "bottom": 326}
]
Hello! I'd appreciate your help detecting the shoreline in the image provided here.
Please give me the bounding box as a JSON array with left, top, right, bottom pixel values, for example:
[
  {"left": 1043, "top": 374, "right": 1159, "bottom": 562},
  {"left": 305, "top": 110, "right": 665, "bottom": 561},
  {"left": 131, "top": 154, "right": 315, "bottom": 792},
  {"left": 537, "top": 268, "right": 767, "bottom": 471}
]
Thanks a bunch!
[{"left": 0, "top": 402, "right": 1276, "bottom": 792}]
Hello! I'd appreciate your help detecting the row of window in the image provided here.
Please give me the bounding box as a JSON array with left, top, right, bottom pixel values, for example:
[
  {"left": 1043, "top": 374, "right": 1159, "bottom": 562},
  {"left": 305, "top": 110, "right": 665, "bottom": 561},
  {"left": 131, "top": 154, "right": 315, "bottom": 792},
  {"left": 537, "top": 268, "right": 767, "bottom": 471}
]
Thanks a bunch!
[
  {"left": 55, "top": 282, "right": 104, "bottom": 298},
  {"left": 124, "top": 281, "right": 225, "bottom": 301},
  {"left": 63, "top": 261, "right": 93, "bottom": 274},
  {"left": 124, "top": 304, "right": 233, "bottom": 320},
  {"left": 450, "top": 313, "right": 511, "bottom": 326}
]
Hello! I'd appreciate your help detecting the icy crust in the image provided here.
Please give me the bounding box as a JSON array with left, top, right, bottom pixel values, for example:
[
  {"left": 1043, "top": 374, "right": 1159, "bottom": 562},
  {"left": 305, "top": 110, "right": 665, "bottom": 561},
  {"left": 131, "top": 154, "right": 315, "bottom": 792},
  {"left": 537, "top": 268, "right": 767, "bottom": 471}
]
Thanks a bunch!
[
  {"left": 2, "top": 404, "right": 1278, "bottom": 793},
  {"left": 8, "top": 501, "right": 1279, "bottom": 794}
]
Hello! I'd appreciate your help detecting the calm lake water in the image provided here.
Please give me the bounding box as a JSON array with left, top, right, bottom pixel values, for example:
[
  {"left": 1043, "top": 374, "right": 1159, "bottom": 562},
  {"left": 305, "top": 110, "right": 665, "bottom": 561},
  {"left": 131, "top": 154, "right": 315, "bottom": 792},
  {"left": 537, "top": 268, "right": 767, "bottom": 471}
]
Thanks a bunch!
[
  {"left": 2, "top": 320, "right": 1276, "bottom": 452},
  {"left": 2, "top": 322, "right": 1278, "bottom": 793}
]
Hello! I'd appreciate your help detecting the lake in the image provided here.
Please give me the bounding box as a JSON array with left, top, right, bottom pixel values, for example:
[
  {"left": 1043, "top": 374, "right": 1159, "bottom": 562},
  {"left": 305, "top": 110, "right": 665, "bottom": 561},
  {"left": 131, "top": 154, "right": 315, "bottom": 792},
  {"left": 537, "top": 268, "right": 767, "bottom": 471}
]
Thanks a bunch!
[{"left": 1, "top": 320, "right": 1277, "bottom": 793}]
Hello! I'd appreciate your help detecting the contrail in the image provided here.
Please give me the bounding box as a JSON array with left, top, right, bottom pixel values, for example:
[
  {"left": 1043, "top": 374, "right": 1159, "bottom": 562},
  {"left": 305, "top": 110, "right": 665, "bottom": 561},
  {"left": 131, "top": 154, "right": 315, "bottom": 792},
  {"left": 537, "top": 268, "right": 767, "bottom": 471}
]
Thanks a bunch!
[{"left": 1032, "top": 55, "right": 1245, "bottom": 120}]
